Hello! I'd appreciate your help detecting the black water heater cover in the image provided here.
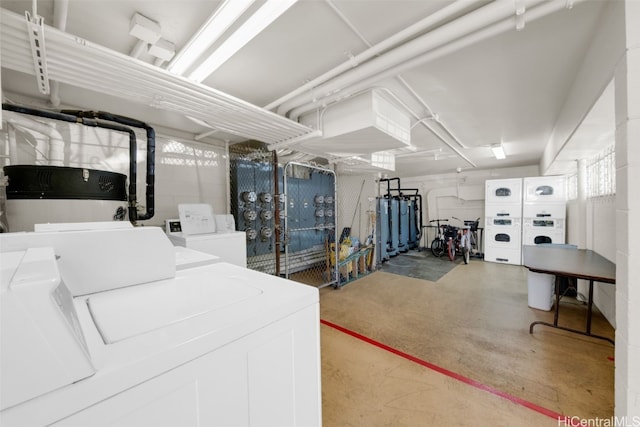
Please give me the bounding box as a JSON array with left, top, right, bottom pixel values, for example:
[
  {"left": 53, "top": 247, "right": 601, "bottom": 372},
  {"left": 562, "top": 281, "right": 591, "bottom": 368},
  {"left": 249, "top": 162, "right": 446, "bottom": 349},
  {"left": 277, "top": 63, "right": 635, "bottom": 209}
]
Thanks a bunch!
[{"left": 4, "top": 165, "right": 127, "bottom": 201}]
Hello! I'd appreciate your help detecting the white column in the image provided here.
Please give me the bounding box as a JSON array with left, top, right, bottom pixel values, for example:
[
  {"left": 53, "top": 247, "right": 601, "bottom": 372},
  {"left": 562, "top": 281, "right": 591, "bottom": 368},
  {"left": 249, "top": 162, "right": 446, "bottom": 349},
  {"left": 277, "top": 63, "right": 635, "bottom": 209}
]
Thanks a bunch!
[
  {"left": 577, "top": 158, "right": 588, "bottom": 250},
  {"left": 615, "top": 0, "right": 640, "bottom": 418}
]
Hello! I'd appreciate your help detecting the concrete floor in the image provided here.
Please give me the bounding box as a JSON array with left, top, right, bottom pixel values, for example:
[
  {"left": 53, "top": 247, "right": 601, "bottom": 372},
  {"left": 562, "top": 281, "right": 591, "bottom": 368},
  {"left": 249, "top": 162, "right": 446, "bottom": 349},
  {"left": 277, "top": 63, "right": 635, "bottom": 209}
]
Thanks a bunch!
[{"left": 318, "top": 256, "right": 615, "bottom": 426}]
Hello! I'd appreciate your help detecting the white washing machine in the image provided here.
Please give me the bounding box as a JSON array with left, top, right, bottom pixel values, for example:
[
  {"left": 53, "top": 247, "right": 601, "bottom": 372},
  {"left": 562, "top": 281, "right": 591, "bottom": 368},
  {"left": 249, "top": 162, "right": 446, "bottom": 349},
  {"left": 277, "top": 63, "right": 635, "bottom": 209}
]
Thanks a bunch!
[
  {"left": 484, "top": 218, "right": 522, "bottom": 265},
  {"left": 0, "top": 227, "right": 321, "bottom": 427},
  {"left": 167, "top": 230, "right": 247, "bottom": 268},
  {"left": 166, "top": 205, "right": 247, "bottom": 267},
  {"left": 34, "top": 221, "right": 221, "bottom": 270},
  {"left": 522, "top": 217, "right": 566, "bottom": 246},
  {"left": 523, "top": 176, "right": 567, "bottom": 203},
  {"left": 485, "top": 178, "right": 523, "bottom": 205}
]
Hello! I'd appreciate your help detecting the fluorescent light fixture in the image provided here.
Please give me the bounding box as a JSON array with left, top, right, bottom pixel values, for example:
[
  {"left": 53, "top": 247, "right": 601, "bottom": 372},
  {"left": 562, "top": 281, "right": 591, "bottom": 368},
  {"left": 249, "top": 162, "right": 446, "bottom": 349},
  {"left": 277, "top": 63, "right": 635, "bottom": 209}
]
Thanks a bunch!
[
  {"left": 167, "top": 0, "right": 256, "bottom": 76},
  {"left": 189, "top": 0, "right": 299, "bottom": 82},
  {"left": 491, "top": 143, "right": 506, "bottom": 160}
]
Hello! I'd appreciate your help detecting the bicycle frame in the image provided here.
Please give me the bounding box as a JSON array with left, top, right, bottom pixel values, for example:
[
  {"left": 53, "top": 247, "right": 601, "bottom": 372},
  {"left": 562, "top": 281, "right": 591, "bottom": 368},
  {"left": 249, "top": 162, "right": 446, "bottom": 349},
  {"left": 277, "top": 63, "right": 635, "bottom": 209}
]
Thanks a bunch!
[{"left": 429, "top": 218, "right": 449, "bottom": 257}]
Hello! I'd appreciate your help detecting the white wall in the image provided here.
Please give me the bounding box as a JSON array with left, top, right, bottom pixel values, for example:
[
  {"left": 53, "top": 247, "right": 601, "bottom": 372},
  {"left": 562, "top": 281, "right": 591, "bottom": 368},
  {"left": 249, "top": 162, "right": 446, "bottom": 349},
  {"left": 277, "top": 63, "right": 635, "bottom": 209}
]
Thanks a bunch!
[
  {"left": 614, "top": 0, "right": 640, "bottom": 418},
  {"left": 335, "top": 174, "right": 377, "bottom": 244},
  {"left": 588, "top": 197, "right": 617, "bottom": 327},
  {"left": 541, "top": 0, "right": 639, "bottom": 417},
  {"left": 402, "top": 165, "right": 538, "bottom": 225},
  {"left": 0, "top": 115, "right": 228, "bottom": 230},
  {"left": 540, "top": 1, "right": 625, "bottom": 174}
]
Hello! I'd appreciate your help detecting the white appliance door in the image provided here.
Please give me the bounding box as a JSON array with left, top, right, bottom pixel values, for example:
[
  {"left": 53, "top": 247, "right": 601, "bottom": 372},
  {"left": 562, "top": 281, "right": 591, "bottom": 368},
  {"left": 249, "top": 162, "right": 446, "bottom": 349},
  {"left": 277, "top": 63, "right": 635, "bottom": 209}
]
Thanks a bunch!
[
  {"left": 523, "top": 176, "right": 567, "bottom": 203},
  {"left": 485, "top": 178, "right": 523, "bottom": 205}
]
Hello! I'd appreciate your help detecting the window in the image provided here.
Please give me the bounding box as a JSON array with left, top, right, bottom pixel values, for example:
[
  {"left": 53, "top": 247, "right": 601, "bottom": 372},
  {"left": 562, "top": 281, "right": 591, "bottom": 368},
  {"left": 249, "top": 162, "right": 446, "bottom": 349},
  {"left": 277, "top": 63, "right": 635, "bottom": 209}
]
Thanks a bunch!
[
  {"left": 586, "top": 145, "right": 615, "bottom": 198},
  {"left": 160, "top": 139, "right": 220, "bottom": 167}
]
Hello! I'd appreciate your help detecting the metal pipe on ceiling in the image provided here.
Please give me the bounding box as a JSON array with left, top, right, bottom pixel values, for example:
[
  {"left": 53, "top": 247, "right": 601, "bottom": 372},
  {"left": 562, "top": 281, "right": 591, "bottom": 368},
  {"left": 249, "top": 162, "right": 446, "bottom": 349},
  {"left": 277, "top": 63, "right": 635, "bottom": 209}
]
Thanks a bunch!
[
  {"left": 281, "top": 0, "right": 550, "bottom": 120},
  {"left": 268, "top": 0, "right": 482, "bottom": 115},
  {"left": 287, "top": 0, "right": 583, "bottom": 121},
  {"left": 374, "top": 87, "right": 476, "bottom": 168},
  {"left": 316, "top": 1, "right": 473, "bottom": 162}
]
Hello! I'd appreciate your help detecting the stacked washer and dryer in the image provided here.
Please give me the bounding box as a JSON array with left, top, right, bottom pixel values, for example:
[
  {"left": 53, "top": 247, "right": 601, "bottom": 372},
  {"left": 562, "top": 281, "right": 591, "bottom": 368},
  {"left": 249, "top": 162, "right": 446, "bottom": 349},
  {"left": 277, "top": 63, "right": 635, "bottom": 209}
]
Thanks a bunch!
[
  {"left": 521, "top": 176, "right": 568, "bottom": 310},
  {"left": 522, "top": 176, "right": 567, "bottom": 249},
  {"left": 483, "top": 176, "right": 567, "bottom": 267},
  {"left": 484, "top": 178, "right": 524, "bottom": 265},
  {"left": 483, "top": 176, "right": 568, "bottom": 311}
]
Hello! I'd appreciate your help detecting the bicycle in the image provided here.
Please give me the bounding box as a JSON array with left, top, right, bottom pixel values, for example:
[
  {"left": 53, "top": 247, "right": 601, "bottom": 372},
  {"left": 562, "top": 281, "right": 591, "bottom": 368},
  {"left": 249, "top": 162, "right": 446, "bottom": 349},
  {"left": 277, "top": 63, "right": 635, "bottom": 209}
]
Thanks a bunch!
[
  {"left": 429, "top": 218, "right": 449, "bottom": 257},
  {"left": 452, "top": 216, "right": 481, "bottom": 258},
  {"left": 449, "top": 217, "right": 480, "bottom": 264},
  {"left": 465, "top": 217, "right": 480, "bottom": 256},
  {"left": 447, "top": 226, "right": 470, "bottom": 263}
]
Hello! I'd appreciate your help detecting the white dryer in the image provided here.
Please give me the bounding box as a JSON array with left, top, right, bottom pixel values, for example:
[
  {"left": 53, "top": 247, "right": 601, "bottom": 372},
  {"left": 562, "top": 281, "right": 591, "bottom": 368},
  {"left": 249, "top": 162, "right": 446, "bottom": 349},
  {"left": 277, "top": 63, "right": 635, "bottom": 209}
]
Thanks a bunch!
[
  {"left": 522, "top": 217, "right": 566, "bottom": 246},
  {"left": 0, "top": 227, "right": 321, "bottom": 427},
  {"left": 484, "top": 217, "right": 522, "bottom": 265},
  {"left": 523, "top": 175, "right": 567, "bottom": 204},
  {"left": 485, "top": 178, "right": 523, "bottom": 205}
]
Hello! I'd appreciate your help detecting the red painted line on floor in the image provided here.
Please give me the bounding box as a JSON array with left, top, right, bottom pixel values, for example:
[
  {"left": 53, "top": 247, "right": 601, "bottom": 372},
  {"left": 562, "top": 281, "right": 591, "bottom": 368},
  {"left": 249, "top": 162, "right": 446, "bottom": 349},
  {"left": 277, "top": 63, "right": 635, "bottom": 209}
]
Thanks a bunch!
[{"left": 321, "top": 318, "right": 573, "bottom": 424}]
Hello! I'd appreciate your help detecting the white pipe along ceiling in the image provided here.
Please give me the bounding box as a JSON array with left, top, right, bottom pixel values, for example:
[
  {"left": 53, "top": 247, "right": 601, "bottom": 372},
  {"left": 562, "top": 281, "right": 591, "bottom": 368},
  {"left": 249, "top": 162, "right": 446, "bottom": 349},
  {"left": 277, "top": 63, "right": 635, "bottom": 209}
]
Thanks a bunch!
[
  {"left": 267, "top": 0, "right": 480, "bottom": 114},
  {"left": 283, "top": 0, "right": 579, "bottom": 121},
  {"left": 0, "top": 0, "right": 609, "bottom": 177}
]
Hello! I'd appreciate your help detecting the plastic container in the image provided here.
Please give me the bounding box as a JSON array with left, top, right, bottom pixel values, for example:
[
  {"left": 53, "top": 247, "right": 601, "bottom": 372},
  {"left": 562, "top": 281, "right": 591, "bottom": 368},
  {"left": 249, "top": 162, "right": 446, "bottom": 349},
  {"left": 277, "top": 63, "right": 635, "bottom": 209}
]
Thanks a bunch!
[{"left": 527, "top": 271, "right": 554, "bottom": 311}]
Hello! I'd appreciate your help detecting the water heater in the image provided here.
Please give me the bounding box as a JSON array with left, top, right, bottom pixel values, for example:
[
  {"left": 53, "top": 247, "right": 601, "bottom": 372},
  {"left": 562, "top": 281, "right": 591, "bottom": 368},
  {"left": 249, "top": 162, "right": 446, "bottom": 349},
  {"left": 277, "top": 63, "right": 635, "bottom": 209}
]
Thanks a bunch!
[{"left": 3, "top": 165, "right": 128, "bottom": 232}]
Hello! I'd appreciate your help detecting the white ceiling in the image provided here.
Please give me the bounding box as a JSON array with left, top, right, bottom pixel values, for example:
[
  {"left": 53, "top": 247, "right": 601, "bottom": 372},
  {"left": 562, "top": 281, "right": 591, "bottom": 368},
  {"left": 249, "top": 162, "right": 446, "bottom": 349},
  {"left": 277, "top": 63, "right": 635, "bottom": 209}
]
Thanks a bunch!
[{"left": 1, "top": 0, "right": 615, "bottom": 177}]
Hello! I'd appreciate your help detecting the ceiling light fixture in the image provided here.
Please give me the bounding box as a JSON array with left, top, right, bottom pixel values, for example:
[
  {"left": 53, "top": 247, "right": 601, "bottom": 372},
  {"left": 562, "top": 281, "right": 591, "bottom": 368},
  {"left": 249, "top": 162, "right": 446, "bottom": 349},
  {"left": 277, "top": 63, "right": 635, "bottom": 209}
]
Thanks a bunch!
[
  {"left": 491, "top": 143, "right": 506, "bottom": 160},
  {"left": 167, "top": 0, "right": 256, "bottom": 76},
  {"left": 189, "top": 0, "right": 299, "bottom": 83}
]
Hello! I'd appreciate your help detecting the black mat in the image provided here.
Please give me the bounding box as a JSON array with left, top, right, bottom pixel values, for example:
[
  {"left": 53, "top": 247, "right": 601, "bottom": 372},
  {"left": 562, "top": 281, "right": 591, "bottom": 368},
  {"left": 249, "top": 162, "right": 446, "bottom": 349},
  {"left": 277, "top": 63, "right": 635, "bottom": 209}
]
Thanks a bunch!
[{"left": 378, "top": 249, "right": 462, "bottom": 282}]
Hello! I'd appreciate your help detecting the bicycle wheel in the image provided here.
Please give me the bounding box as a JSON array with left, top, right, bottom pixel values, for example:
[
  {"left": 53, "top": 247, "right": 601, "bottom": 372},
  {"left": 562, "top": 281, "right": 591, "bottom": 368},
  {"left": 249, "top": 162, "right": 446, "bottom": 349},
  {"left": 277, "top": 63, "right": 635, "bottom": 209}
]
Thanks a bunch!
[
  {"left": 447, "top": 239, "right": 455, "bottom": 261},
  {"left": 431, "top": 238, "right": 445, "bottom": 257}
]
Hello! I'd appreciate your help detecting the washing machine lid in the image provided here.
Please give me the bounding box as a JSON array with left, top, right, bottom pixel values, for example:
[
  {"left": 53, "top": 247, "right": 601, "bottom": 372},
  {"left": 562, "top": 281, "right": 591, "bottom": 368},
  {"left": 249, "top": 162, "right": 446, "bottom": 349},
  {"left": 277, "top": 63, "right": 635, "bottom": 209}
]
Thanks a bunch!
[
  {"left": 87, "top": 267, "right": 262, "bottom": 344},
  {"left": 168, "top": 231, "right": 243, "bottom": 242},
  {"left": 174, "top": 246, "right": 220, "bottom": 270}
]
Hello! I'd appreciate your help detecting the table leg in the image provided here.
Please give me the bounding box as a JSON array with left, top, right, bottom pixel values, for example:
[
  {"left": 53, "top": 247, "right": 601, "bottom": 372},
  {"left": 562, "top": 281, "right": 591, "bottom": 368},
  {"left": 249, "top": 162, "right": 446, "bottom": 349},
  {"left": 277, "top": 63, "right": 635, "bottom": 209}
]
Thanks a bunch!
[
  {"left": 529, "top": 276, "right": 613, "bottom": 345},
  {"left": 586, "top": 279, "right": 594, "bottom": 334},
  {"left": 553, "top": 276, "right": 561, "bottom": 326}
]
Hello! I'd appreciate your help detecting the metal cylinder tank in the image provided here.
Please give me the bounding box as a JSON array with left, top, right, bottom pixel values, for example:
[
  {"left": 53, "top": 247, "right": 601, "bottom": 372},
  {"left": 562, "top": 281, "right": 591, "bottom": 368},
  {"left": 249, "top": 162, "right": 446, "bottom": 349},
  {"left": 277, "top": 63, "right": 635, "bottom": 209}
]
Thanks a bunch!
[{"left": 3, "top": 165, "right": 128, "bottom": 232}]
